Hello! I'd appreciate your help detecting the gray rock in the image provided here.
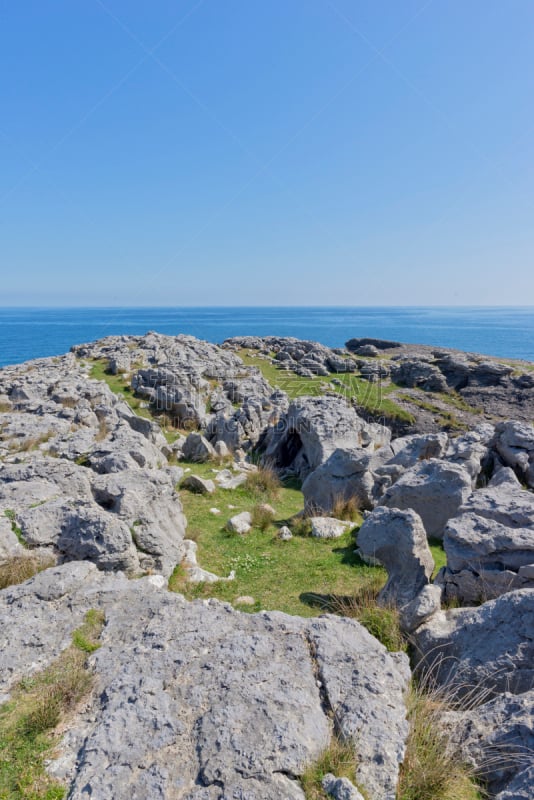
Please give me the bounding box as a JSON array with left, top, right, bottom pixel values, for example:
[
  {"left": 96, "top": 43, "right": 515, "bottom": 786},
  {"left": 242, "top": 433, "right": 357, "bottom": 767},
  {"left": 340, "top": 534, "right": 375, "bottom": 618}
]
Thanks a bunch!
[
  {"left": 493, "top": 420, "right": 534, "bottom": 489},
  {"left": 412, "top": 589, "right": 534, "bottom": 697},
  {"left": 357, "top": 507, "right": 434, "bottom": 609},
  {"left": 399, "top": 584, "right": 442, "bottom": 633},
  {"left": 181, "top": 474, "right": 216, "bottom": 494},
  {"left": 380, "top": 458, "right": 472, "bottom": 539},
  {"left": 439, "top": 468, "right": 534, "bottom": 602},
  {"left": 91, "top": 469, "right": 186, "bottom": 577},
  {"left": 446, "top": 690, "right": 534, "bottom": 798},
  {"left": 0, "top": 564, "right": 410, "bottom": 800},
  {"left": 277, "top": 525, "right": 293, "bottom": 540},
  {"left": 226, "top": 511, "right": 252, "bottom": 534},
  {"left": 310, "top": 517, "right": 352, "bottom": 539},
  {"left": 307, "top": 614, "right": 411, "bottom": 800},
  {"left": 264, "top": 396, "right": 390, "bottom": 481},
  {"left": 182, "top": 432, "right": 216, "bottom": 463},
  {"left": 322, "top": 773, "right": 365, "bottom": 800}
]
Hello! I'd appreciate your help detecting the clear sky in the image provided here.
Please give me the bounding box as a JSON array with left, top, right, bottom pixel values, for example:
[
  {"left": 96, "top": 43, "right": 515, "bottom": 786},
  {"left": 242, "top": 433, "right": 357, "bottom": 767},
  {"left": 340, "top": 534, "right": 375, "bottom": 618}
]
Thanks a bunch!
[{"left": 1, "top": 1, "right": 533, "bottom": 306}]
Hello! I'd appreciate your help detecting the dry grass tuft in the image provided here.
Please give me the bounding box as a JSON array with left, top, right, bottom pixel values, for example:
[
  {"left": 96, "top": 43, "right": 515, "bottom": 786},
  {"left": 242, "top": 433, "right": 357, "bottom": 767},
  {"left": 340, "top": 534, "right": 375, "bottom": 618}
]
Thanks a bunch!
[
  {"left": 397, "top": 680, "right": 483, "bottom": 800},
  {"left": 251, "top": 503, "right": 275, "bottom": 532},
  {"left": 331, "top": 494, "right": 361, "bottom": 522},
  {"left": 244, "top": 465, "right": 281, "bottom": 499},
  {"left": 0, "top": 553, "right": 55, "bottom": 591},
  {"left": 332, "top": 577, "right": 405, "bottom": 652}
]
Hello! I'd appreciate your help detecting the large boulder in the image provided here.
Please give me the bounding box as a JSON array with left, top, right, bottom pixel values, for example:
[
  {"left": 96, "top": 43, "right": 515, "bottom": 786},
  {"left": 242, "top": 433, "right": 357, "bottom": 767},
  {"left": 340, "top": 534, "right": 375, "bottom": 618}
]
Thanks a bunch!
[
  {"left": 0, "top": 564, "right": 410, "bottom": 800},
  {"left": 380, "top": 459, "right": 472, "bottom": 539},
  {"left": 412, "top": 589, "right": 534, "bottom": 697},
  {"left": 492, "top": 420, "right": 534, "bottom": 489},
  {"left": 357, "top": 507, "right": 434, "bottom": 610},
  {"left": 181, "top": 432, "right": 216, "bottom": 463},
  {"left": 438, "top": 468, "right": 534, "bottom": 603},
  {"left": 446, "top": 690, "right": 534, "bottom": 799},
  {"left": 263, "top": 396, "right": 390, "bottom": 480}
]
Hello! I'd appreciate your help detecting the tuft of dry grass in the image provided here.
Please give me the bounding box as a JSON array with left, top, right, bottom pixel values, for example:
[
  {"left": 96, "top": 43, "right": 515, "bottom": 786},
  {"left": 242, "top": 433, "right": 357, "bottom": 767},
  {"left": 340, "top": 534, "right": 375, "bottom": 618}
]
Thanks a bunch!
[
  {"left": 332, "top": 577, "right": 406, "bottom": 652},
  {"left": 0, "top": 553, "right": 55, "bottom": 591},
  {"left": 397, "top": 680, "right": 483, "bottom": 800},
  {"left": 244, "top": 465, "right": 281, "bottom": 499},
  {"left": 331, "top": 494, "right": 361, "bottom": 522},
  {"left": 251, "top": 503, "right": 276, "bottom": 532}
]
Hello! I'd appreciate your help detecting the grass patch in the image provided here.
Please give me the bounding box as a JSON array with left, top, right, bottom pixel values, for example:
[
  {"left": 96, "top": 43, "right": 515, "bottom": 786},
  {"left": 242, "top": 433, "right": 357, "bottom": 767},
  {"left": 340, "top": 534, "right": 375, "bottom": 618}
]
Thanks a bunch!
[
  {"left": 0, "top": 610, "right": 104, "bottom": 800},
  {"left": 331, "top": 576, "right": 405, "bottom": 652},
  {"left": 71, "top": 609, "right": 105, "bottom": 653},
  {"left": 397, "top": 681, "right": 483, "bottom": 800},
  {"left": 171, "top": 461, "right": 381, "bottom": 617},
  {"left": 428, "top": 539, "right": 447, "bottom": 578},
  {"left": 244, "top": 465, "right": 281, "bottom": 500},
  {"left": 238, "top": 350, "right": 415, "bottom": 424},
  {"left": 301, "top": 734, "right": 359, "bottom": 800},
  {"left": 3, "top": 510, "right": 26, "bottom": 547}
]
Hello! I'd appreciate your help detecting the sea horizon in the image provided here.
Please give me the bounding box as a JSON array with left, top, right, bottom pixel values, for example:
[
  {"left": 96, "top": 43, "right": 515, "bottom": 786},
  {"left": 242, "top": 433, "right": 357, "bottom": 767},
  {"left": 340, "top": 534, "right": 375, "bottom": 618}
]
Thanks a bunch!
[{"left": 1, "top": 305, "right": 533, "bottom": 368}]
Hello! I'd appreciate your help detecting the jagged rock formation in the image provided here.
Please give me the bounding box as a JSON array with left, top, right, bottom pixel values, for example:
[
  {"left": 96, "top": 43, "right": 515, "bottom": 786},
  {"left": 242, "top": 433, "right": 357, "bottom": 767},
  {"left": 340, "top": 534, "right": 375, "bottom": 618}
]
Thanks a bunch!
[
  {"left": 0, "top": 564, "right": 410, "bottom": 800},
  {"left": 1, "top": 331, "right": 533, "bottom": 799}
]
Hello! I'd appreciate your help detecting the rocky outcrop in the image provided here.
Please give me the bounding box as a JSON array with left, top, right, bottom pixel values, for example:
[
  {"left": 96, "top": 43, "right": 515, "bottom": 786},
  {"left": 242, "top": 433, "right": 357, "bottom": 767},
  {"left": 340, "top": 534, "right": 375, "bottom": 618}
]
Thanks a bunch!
[
  {"left": 492, "top": 420, "right": 534, "bottom": 490},
  {"left": 438, "top": 468, "right": 534, "bottom": 602},
  {"left": 412, "top": 589, "right": 534, "bottom": 698},
  {"left": 263, "top": 396, "right": 390, "bottom": 480},
  {"left": 0, "top": 564, "right": 410, "bottom": 800},
  {"left": 446, "top": 690, "right": 534, "bottom": 799},
  {"left": 357, "top": 507, "right": 435, "bottom": 612},
  {"left": 380, "top": 459, "right": 472, "bottom": 539}
]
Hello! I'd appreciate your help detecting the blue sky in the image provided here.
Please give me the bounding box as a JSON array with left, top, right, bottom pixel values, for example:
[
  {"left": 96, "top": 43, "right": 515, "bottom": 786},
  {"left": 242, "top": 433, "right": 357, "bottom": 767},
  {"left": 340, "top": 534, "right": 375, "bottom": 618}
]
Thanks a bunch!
[{"left": 1, "top": 1, "right": 533, "bottom": 306}]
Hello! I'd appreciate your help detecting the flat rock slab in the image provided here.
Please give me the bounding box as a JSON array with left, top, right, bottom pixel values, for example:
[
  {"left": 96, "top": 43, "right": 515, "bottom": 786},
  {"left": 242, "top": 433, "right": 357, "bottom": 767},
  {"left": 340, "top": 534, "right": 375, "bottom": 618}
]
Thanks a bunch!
[
  {"left": 1, "top": 563, "right": 410, "bottom": 800},
  {"left": 311, "top": 517, "right": 353, "bottom": 539}
]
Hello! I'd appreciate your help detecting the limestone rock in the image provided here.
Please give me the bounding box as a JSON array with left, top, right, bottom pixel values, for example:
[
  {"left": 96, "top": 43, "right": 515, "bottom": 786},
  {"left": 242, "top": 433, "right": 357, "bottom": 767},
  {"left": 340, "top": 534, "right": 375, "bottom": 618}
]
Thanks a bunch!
[
  {"left": 412, "top": 589, "right": 534, "bottom": 697},
  {"left": 226, "top": 511, "right": 252, "bottom": 534},
  {"left": 182, "top": 432, "right": 216, "bottom": 463},
  {"left": 181, "top": 474, "right": 216, "bottom": 494},
  {"left": 357, "top": 507, "right": 434, "bottom": 608},
  {"left": 380, "top": 458, "right": 472, "bottom": 539},
  {"left": 322, "top": 774, "right": 365, "bottom": 800},
  {"left": 310, "top": 517, "right": 352, "bottom": 539}
]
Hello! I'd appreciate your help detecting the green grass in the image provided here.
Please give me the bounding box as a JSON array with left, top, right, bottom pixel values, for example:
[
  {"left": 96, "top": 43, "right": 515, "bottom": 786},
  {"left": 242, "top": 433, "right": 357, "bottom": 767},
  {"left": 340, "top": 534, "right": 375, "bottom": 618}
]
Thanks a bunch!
[
  {"left": 171, "top": 461, "right": 385, "bottom": 617},
  {"left": 300, "top": 735, "right": 361, "bottom": 800},
  {"left": 238, "top": 350, "right": 415, "bottom": 424},
  {"left": 3, "top": 510, "right": 26, "bottom": 547},
  {"left": 428, "top": 539, "right": 447, "bottom": 578},
  {"left": 0, "top": 611, "right": 104, "bottom": 800}
]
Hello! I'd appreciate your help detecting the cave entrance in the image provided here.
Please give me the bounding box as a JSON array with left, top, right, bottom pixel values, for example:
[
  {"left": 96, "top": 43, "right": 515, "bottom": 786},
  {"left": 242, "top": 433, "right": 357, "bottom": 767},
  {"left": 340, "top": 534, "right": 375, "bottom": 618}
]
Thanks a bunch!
[{"left": 277, "top": 430, "right": 303, "bottom": 468}]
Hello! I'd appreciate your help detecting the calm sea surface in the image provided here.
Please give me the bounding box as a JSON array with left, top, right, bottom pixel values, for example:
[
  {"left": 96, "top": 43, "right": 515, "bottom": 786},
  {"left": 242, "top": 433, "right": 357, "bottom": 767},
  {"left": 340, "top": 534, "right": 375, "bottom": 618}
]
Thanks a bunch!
[{"left": 0, "top": 307, "right": 533, "bottom": 368}]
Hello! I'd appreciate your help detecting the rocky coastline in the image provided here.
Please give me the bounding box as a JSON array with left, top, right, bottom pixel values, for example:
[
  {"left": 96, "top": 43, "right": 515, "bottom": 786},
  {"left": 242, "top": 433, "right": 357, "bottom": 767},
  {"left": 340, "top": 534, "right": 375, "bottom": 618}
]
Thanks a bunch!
[{"left": 1, "top": 331, "right": 533, "bottom": 800}]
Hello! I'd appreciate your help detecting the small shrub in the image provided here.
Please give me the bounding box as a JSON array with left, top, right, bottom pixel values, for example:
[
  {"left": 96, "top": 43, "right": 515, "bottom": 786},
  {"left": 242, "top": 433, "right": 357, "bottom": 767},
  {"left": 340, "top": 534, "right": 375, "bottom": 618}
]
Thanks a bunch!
[
  {"left": 300, "top": 734, "right": 358, "bottom": 800},
  {"left": 289, "top": 514, "right": 313, "bottom": 537},
  {"left": 251, "top": 504, "right": 275, "bottom": 532},
  {"left": 244, "top": 465, "right": 281, "bottom": 499}
]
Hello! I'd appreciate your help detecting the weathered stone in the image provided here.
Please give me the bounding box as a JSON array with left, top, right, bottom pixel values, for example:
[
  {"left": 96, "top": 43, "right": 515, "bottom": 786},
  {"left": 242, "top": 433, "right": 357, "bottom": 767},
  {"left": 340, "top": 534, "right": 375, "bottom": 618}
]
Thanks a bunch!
[
  {"left": 182, "top": 432, "right": 216, "bottom": 463},
  {"left": 181, "top": 474, "right": 216, "bottom": 494},
  {"left": 380, "top": 459, "right": 472, "bottom": 539},
  {"left": 322, "top": 774, "right": 365, "bottom": 800},
  {"left": 226, "top": 511, "right": 252, "bottom": 534},
  {"left": 412, "top": 589, "right": 534, "bottom": 697},
  {"left": 310, "top": 517, "right": 352, "bottom": 539},
  {"left": 357, "top": 507, "right": 434, "bottom": 608}
]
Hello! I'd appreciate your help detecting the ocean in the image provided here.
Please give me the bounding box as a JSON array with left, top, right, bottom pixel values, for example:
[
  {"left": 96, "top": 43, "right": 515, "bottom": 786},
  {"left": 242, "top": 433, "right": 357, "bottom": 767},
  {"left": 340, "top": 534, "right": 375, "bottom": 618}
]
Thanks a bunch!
[{"left": 0, "top": 307, "right": 533, "bottom": 368}]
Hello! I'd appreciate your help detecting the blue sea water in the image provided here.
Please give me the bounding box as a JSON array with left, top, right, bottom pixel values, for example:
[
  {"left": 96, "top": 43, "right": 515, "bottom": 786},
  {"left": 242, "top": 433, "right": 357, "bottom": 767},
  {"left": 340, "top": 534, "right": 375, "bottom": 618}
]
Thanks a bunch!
[{"left": 0, "top": 307, "right": 533, "bottom": 368}]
